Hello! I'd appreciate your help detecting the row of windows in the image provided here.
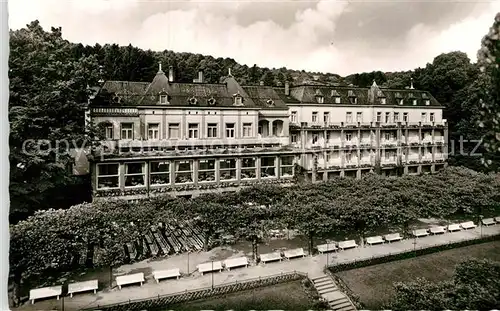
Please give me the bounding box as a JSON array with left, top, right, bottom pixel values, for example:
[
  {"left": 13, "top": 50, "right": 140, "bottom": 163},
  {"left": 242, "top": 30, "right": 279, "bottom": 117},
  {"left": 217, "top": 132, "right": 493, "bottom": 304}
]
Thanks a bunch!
[
  {"left": 104, "top": 122, "right": 254, "bottom": 140},
  {"left": 290, "top": 111, "right": 436, "bottom": 124},
  {"left": 97, "top": 157, "right": 295, "bottom": 189},
  {"left": 322, "top": 147, "right": 443, "bottom": 163},
  {"left": 314, "top": 95, "right": 430, "bottom": 106},
  {"left": 292, "top": 131, "right": 442, "bottom": 144}
]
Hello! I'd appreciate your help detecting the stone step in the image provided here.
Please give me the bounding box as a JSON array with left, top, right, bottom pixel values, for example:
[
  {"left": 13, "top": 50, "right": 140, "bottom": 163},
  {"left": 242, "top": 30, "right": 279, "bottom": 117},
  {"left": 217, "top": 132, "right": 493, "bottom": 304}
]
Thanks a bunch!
[
  {"left": 318, "top": 288, "right": 337, "bottom": 295},
  {"left": 317, "top": 285, "right": 337, "bottom": 293},
  {"left": 330, "top": 300, "right": 352, "bottom": 310},
  {"left": 315, "top": 283, "right": 337, "bottom": 290},
  {"left": 336, "top": 305, "right": 356, "bottom": 311},
  {"left": 313, "top": 279, "right": 333, "bottom": 286},
  {"left": 328, "top": 296, "right": 348, "bottom": 304},
  {"left": 312, "top": 275, "right": 330, "bottom": 282},
  {"left": 319, "top": 287, "right": 339, "bottom": 294}
]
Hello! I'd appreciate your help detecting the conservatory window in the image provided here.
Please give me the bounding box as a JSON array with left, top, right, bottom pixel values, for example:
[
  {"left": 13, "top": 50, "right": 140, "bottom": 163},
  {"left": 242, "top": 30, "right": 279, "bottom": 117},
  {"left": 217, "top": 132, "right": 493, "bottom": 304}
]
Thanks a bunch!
[
  {"left": 97, "top": 163, "right": 119, "bottom": 189},
  {"left": 124, "top": 162, "right": 145, "bottom": 187},
  {"left": 219, "top": 158, "right": 237, "bottom": 181},
  {"left": 174, "top": 160, "right": 193, "bottom": 184}
]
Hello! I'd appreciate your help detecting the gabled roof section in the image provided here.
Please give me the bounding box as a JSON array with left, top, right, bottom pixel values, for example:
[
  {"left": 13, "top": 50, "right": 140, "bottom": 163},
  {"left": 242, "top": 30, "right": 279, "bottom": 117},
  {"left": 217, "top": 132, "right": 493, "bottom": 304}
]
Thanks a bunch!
[{"left": 144, "top": 64, "right": 170, "bottom": 96}]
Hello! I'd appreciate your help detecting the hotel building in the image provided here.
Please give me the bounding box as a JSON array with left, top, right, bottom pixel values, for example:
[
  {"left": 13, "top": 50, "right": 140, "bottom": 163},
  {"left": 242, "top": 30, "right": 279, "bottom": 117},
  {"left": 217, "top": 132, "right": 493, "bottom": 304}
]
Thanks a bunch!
[{"left": 85, "top": 65, "right": 448, "bottom": 201}]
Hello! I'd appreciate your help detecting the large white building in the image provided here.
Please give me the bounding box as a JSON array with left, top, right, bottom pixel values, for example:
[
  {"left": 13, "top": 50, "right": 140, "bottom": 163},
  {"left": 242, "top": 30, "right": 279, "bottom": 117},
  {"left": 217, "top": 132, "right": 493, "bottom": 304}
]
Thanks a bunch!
[{"left": 85, "top": 65, "right": 448, "bottom": 200}]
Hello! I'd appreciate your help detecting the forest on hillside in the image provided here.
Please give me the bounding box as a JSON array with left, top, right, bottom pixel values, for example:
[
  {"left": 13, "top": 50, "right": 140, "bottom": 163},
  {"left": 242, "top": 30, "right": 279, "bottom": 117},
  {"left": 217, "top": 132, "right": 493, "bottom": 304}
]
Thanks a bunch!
[{"left": 8, "top": 18, "right": 500, "bottom": 221}]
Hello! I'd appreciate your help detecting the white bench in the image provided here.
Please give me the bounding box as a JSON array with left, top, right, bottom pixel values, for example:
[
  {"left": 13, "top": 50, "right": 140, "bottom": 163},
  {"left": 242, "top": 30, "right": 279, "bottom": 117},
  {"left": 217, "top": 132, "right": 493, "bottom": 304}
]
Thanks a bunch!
[
  {"left": 116, "top": 273, "right": 144, "bottom": 289},
  {"left": 29, "top": 286, "right": 62, "bottom": 304},
  {"left": 224, "top": 257, "right": 249, "bottom": 270},
  {"left": 384, "top": 233, "right": 403, "bottom": 242},
  {"left": 366, "top": 236, "right": 384, "bottom": 245},
  {"left": 338, "top": 240, "right": 358, "bottom": 250},
  {"left": 447, "top": 223, "right": 461, "bottom": 232},
  {"left": 494, "top": 216, "right": 500, "bottom": 223},
  {"left": 198, "top": 261, "right": 223, "bottom": 275},
  {"left": 482, "top": 218, "right": 496, "bottom": 226},
  {"left": 429, "top": 226, "right": 446, "bottom": 235},
  {"left": 68, "top": 280, "right": 98, "bottom": 298},
  {"left": 460, "top": 221, "right": 476, "bottom": 230},
  {"left": 260, "top": 252, "right": 282, "bottom": 263},
  {"left": 153, "top": 268, "right": 181, "bottom": 283},
  {"left": 412, "top": 229, "right": 429, "bottom": 237},
  {"left": 283, "top": 248, "right": 306, "bottom": 259},
  {"left": 317, "top": 243, "right": 338, "bottom": 254}
]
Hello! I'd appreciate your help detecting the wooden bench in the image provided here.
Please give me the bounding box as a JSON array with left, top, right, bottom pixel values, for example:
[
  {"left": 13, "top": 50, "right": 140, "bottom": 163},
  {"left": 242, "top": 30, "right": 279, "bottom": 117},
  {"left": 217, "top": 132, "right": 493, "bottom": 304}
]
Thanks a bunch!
[
  {"left": 153, "top": 268, "right": 181, "bottom": 283},
  {"left": 260, "top": 252, "right": 283, "bottom": 264},
  {"left": 447, "top": 223, "right": 461, "bottom": 232},
  {"left": 412, "top": 229, "right": 429, "bottom": 237},
  {"left": 198, "top": 261, "right": 223, "bottom": 275},
  {"left": 366, "top": 236, "right": 384, "bottom": 245},
  {"left": 482, "top": 218, "right": 496, "bottom": 226},
  {"left": 283, "top": 248, "right": 306, "bottom": 260},
  {"left": 384, "top": 233, "right": 403, "bottom": 243},
  {"left": 338, "top": 240, "right": 358, "bottom": 250},
  {"left": 460, "top": 221, "right": 476, "bottom": 230},
  {"left": 68, "top": 280, "right": 98, "bottom": 298},
  {"left": 29, "top": 286, "right": 62, "bottom": 304},
  {"left": 317, "top": 243, "right": 338, "bottom": 254},
  {"left": 116, "top": 273, "right": 145, "bottom": 290},
  {"left": 495, "top": 216, "right": 500, "bottom": 223},
  {"left": 224, "top": 257, "right": 249, "bottom": 270},
  {"left": 429, "top": 226, "right": 446, "bottom": 235}
]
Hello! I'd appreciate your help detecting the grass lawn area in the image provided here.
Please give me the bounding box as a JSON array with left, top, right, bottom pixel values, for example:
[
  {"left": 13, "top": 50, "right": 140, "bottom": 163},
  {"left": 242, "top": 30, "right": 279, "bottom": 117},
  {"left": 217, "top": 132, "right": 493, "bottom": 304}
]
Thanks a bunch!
[
  {"left": 336, "top": 241, "right": 500, "bottom": 309},
  {"left": 167, "top": 280, "right": 316, "bottom": 311}
]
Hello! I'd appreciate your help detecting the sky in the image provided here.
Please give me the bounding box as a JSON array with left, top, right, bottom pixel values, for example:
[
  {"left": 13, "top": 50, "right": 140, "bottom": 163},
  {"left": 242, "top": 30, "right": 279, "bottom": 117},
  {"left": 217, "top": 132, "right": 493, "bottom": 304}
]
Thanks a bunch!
[{"left": 7, "top": 0, "right": 500, "bottom": 76}]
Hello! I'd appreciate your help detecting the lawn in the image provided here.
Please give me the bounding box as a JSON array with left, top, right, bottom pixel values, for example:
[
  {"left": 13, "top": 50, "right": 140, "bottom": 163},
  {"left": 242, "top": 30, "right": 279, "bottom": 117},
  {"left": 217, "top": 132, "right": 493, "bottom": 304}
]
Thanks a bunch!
[
  {"left": 167, "top": 280, "right": 318, "bottom": 311},
  {"left": 335, "top": 241, "right": 500, "bottom": 309}
]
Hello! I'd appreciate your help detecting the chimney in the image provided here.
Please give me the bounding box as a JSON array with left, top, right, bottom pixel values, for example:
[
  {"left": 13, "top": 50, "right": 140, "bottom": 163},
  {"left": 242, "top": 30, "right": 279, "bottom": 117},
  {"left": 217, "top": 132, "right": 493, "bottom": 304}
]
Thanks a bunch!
[
  {"left": 285, "top": 81, "right": 290, "bottom": 96},
  {"left": 168, "top": 66, "right": 174, "bottom": 82},
  {"left": 198, "top": 70, "right": 204, "bottom": 83},
  {"left": 260, "top": 81, "right": 264, "bottom": 86}
]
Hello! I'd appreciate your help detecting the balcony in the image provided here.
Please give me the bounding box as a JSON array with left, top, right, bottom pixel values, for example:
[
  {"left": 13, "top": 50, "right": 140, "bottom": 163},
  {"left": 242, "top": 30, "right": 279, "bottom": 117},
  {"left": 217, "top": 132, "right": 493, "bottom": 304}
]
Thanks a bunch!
[{"left": 91, "top": 107, "right": 139, "bottom": 116}]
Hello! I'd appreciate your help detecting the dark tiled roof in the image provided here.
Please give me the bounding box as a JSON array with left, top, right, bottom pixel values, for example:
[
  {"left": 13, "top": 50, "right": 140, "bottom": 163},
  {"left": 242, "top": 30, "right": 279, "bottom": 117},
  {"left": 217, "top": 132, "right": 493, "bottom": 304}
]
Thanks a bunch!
[
  {"left": 243, "top": 86, "right": 288, "bottom": 109},
  {"left": 93, "top": 75, "right": 287, "bottom": 109},
  {"left": 273, "top": 88, "right": 301, "bottom": 104},
  {"left": 285, "top": 84, "right": 441, "bottom": 106}
]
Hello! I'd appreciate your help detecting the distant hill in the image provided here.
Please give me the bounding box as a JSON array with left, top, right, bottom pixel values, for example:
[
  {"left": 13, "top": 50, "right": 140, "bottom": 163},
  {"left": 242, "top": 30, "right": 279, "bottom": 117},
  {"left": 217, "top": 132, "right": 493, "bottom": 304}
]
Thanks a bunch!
[{"left": 71, "top": 42, "right": 412, "bottom": 88}]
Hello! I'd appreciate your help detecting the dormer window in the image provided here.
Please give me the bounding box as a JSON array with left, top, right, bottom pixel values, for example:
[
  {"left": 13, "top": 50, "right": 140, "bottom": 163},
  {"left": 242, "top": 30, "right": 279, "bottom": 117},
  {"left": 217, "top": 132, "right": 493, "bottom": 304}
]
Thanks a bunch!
[
  {"left": 330, "top": 90, "right": 341, "bottom": 104},
  {"left": 159, "top": 94, "right": 168, "bottom": 105},
  {"left": 316, "top": 96, "right": 324, "bottom": 104},
  {"left": 413, "top": 99, "right": 417, "bottom": 106},
  {"left": 188, "top": 96, "right": 198, "bottom": 105},
  {"left": 207, "top": 97, "right": 216, "bottom": 106},
  {"left": 381, "top": 98, "right": 386, "bottom": 105},
  {"left": 399, "top": 99, "right": 403, "bottom": 105},
  {"left": 266, "top": 99, "right": 275, "bottom": 107},
  {"left": 425, "top": 100, "right": 430, "bottom": 106},
  {"left": 233, "top": 93, "right": 243, "bottom": 106}
]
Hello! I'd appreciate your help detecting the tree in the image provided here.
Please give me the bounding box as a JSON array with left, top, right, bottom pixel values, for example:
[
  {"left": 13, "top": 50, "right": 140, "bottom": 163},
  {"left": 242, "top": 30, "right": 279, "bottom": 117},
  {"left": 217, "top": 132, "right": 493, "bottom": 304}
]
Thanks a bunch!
[
  {"left": 9, "top": 21, "right": 99, "bottom": 221},
  {"left": 389, "top": 259, "right": 500, "bottom": 310},
  {"left": 477, "top": 13, "right": 500, "bottom": 170}
]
